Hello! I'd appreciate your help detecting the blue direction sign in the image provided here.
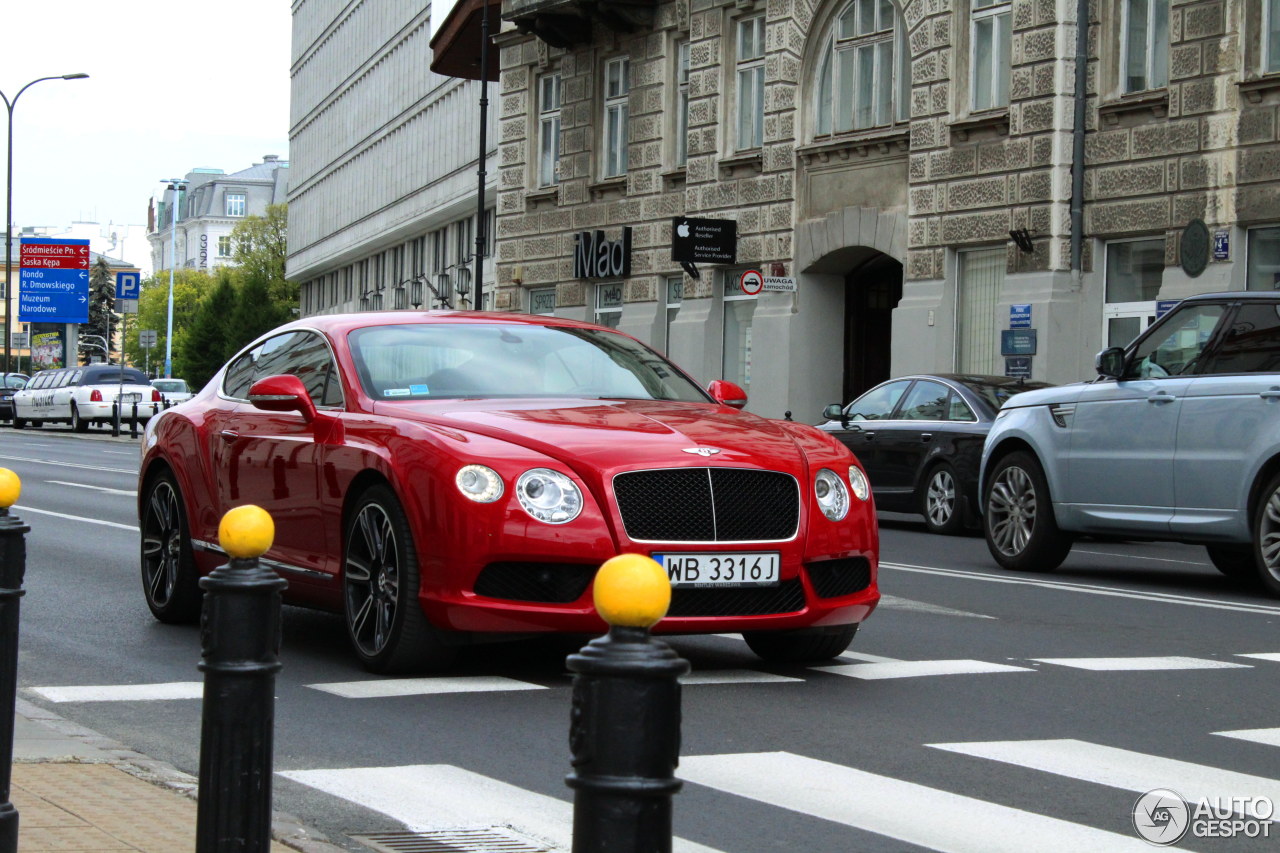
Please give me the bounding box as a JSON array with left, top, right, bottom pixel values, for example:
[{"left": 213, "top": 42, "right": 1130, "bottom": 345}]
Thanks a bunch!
[
  {"left": 19, "top": 267, "right": 90, "bottom": 324},
  {"left": 115, "top": 272, "right": 140, "bottom": 299}
]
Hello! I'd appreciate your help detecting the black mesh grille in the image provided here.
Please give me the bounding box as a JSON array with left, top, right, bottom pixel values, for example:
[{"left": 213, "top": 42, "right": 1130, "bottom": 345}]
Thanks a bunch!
[
  {"left": 666, "top": 578, "right": 806, "bottom": 617},
  {"left": 807, "top": 557, "right": 872, "bottom": 599},
  {"left": 613, "top": 468, "right": 799, "bottom": 542},
  {"left": 474, "top": 562, "right": 595, "bottom": 603}
]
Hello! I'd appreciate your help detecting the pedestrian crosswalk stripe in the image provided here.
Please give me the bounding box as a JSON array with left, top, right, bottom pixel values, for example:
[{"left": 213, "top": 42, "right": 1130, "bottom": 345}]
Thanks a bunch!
[
  {"left": 1031, "top": 656, "right": 1252, "bottom": 671},
  {"left": 929, "top": 738, "right": 1280, "bottom": 811},
  {"left": 1213, "top": 728, "right": 1280, "bottom": 748},
  {"left": 878, "top": 595, "right": 996, "bottom": 620},
  {"left": 812, "top": 659, "right": 1032, "bottom": 680},
  {"left": 308, "top": 677, "right": 548, "bottom": 698},
  {"left": 679, "top": 751, "right": 1159, "bottom": 852},
  {"left": 1236, "top": 652, "right": 1280, "bottom": 662},
  {"left": 278, "top": 764, "right": 726, "bottom": 853},
  {"left": 28, "top": 682, "right": 204, "bottom": 703},
  {"left": 836, "top": 650, "right": 902, "bottom": 664},
  {"left": 679, "top": 670, "right": 802, "bottom": 685}
]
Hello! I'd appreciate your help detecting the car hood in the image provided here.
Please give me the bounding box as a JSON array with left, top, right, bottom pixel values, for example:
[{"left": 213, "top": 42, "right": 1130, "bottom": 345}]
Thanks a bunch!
[{"left": 375, "top": 398, "right": 814, "bottom": 472}]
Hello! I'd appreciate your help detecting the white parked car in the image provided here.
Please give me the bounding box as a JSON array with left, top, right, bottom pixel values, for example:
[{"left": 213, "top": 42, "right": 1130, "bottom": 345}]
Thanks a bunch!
[
  {"left": 150, "top": 378, "right": 193, "bottom": 405},
  {"left": 12, "top": 364, "right": 161, "bottom": 431}
]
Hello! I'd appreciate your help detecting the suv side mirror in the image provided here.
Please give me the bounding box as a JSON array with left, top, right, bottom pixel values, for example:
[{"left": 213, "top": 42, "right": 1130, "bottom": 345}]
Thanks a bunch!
[{"left": 1095, "top": 347, "right": 1126, "bottom": 379}]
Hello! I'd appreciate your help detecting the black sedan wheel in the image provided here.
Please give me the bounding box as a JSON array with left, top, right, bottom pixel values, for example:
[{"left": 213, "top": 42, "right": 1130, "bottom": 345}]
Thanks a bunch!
[
  {"left": 1253, "top": 473, "right": 1280, "bottom": 597},
  {"left": 140, "top": 472, "right": 201, "bottom": 623},
  {"left": 983, "top": 451, "right": 1072, "bottom": 572},
  {"left": 921, "top": 463, "right": 965, "bottom": 535},
  {"left": 71, "top": 404, "right": 89, "bottom": 433},
  {"left": 343, "top": 485, "right": 454, "bottom": 673}
]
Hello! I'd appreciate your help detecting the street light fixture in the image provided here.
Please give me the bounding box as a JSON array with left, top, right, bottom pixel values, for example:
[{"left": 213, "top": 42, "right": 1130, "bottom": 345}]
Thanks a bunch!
[
  {"left": 159, "top": 178, "right": 188, "bottom": 377},
  {"left": 2, "top": 73, "right": 89, "bottom": 377}
]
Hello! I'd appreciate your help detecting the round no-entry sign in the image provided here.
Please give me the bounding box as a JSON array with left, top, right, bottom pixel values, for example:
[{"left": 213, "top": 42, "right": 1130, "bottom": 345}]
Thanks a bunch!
[{"left": 739, "top": 269, "right": 764, "bottom": 295}]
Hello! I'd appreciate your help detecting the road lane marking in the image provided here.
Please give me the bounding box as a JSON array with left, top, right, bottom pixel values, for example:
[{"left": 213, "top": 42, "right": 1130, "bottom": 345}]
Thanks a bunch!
[
  {"left": 879, "top": 594, "right": 996, "bottom": 620},
  {"left": 680, "top": 670, "right": 802, "bottom": 685},
  {"left": 680, "top": 751, "right": 1164, "bottom": 852},
  {"left": 836, "top": 650, "right": 902, "bottom": 663},
  {"left": 14, "top": 505, "right": 136, "bottom": 531},
  {"left": 1032, "top": 656, "right": 1251, "bottom": 671},
  {"left": 29, "top": 683, "right": 203, "bottom": 702},
  {"left": 1213, "top": 728, "right": 1280, "bottom": 748},
  {"left": 1236, "top": 652, "right": 1280, "bottom": 662},
  {"left": 881, "top": 561, "right": 1280, "bottom": 615},
  {"left": 0, "top": 453, "right": 134, "bottom": 475},
  {"left": 279, "top": 764, "right": 725, "bottom": 853},
  {"left": 47, "top": 480, "right": 136, "bottom": 496},
  {"left": 929, "top": 738, "right": 1280, "bottom": 814},
  {"left": 812, "top": 659, "right": 1032, "bottom": 679},
  {"left": 309, "top": 677, "right": 547, "bottom": 698},
  {"left": 1072, "top": 549, "right": 1211, "bottom": 566}
]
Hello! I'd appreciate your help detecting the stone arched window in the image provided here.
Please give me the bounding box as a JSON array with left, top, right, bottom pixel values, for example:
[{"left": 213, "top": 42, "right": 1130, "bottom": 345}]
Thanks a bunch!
[{"left": 814, "top": 0, "right": 911, "bottom": 135}]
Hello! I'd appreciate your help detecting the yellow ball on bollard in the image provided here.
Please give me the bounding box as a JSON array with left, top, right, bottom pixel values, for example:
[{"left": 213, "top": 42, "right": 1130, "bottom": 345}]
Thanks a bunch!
[
  {"left": 218, "top": 504, "right": 275, "bottom": 559},
  {"left": 592, "top": 553, "right": 671, "bottom": 628},
  {"left": 0, "top": 469, "right": 20, "bottom": 509}
]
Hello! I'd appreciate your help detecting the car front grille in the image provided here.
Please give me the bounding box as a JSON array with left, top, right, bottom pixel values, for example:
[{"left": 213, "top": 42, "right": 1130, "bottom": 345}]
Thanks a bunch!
[
  {"left": 613, "top": 468, "right": 799, "bottom": 542},
  {"left": 666, "top": 578, "right": 806, "bottom": 617},
  {"left": 806, "top": 557, "right": 872, "bottom": 598}
]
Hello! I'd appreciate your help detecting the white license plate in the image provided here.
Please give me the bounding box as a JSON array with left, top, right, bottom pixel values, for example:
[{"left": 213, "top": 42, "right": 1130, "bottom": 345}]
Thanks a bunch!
[
  {"left": 120, "top": 393, "right": 142, "bottom": 403},
  {"left": 654, "top": 552, "right": 780, "bottom": 589}
]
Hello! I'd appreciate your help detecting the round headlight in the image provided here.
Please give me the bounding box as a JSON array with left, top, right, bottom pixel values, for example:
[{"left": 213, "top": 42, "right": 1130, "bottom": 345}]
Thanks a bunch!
[
  {"left": 848, "top": 465, "right": 870, "bottom": 501},
  {"left": 815, "top": 468, "right": 849, "bottom": 521},
  {"left": 456, "top": 464, "right": 504, "bottom": 503},
  {"left": 516, "top": 468, "right": 583, "bottom": 524}
]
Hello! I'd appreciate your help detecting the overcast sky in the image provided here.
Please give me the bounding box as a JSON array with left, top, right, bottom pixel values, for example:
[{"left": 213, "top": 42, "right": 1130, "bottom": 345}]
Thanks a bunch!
[{"left": 2, "top": 1, "right": 292, "bottom": 231}]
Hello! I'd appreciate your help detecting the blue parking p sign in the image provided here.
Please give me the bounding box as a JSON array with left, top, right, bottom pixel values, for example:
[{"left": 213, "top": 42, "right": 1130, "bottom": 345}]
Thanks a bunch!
[{"left": 115, "top": 272, "right": 140, "bottom": 299}]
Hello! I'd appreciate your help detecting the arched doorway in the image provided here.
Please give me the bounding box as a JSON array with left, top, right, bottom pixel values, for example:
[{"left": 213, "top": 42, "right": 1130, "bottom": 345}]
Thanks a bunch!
[{"left": 844, "top": 253, "right": 903, "bottom": 401}]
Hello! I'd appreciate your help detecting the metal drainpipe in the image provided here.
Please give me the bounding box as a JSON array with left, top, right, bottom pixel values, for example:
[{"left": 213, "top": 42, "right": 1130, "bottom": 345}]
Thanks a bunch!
[{"left": 1070, "top": 0, "right": 1090, "bottom": 282}]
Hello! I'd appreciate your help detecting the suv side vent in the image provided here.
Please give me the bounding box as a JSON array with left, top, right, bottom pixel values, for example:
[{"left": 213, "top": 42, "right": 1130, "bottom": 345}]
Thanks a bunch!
[{"left": 1049, "top": 403, "right": 1075, "bottom": 428}]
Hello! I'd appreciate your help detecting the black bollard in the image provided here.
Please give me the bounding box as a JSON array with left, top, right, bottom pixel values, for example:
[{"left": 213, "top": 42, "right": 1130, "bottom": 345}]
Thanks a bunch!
[
  {"left": 566, "top": 554, "right": 689, "bottom": 853},
  {"left": 111, "top": 401, "right": 120, "bottom": 437},
  {"left": 130, "top": 403, "right": 138, "bottom": 438},
  {"left": 0, "top": 475, "right": 29, "bottom": 853},
  {"left": 196, "top": 508, "right": 286, "bottom": 853}
]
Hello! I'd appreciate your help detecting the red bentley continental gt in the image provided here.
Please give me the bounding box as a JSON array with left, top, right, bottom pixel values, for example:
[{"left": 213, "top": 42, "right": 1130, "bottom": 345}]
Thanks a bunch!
[{"left": 139, "top": 312, "right": 879, "bottom": 672}]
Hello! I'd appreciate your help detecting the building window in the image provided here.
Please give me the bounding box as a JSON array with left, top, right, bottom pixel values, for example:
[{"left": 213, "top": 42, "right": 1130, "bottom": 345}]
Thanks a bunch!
[
  {"left": 1268, "top": 0, "right": 1280, "bottom": 72},
  {"left": 1122, "top": 0, "right": 1168, "bottom": 92},
  {"left": 971, "top": 0, "right": 1011, "bottom": 110},
  {"left": 217, "top": 236, "right": 232, "bottom": 257},
  {"left": 595, "top": 282, "right": 624, "bottom": 328},
  {"left": 538, "top": 73, "right": 562, "bottom": 186},
  {"left": 664, "top": 275, "right": 683, "bottom": 353},
  {"left": 603, "top": 57, "right": 630, "bottom": 178},
  {"left": 530, "top": 287, "right": 556, "bottom": 315},
  {"left": 816, "top": 0, "right": 898, "bottom": 134},
  {"left": 225, "top": 192, "right": 246, "bottom": 217},
  {"left": 723, "top": 270, "right": 757, "bottom": 391},
  {"left": 736, "top": 16, "right": 766, "bottom": 150},
  {"left": 1248, "top": 226, "right": 1280, "bottom": 291},
  {"left": 675, "top": 41, "right": 691, "bottom": 166},
  {"left": 956, "top": 248, "right": 1003, "bottom": 373},
  {"left": 1104, "top": 237, "right": 1165, "bottom": 347}
]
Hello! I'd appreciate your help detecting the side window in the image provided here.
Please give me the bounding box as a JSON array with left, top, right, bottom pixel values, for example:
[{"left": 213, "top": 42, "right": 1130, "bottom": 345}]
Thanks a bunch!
[
  {"left": 897, "top": 380, "right": 949, "bottom": 420},
  {"left": 1199, "top": 303, "right": 1280, "bottom": 375},
  {"left": 947, "top": 394, "right": 977, "bottom": 421},
  {"left": 68, "top": 370, "right": 83, "bottom": 385},
  {"left": 57, "top": 371, "right": 75, "bottom": 388},
  {"left": 1124, "top": 303, "right": 1225, "bottom": 379},
  {"left": 223, "top": 343, "right": 265, "bottom": 399},
  {"left": 846, "top": 379, "right": 912, "bottom": 420},
  {"left": 253, "top": 331, "right": 342, "bottom": 408}
]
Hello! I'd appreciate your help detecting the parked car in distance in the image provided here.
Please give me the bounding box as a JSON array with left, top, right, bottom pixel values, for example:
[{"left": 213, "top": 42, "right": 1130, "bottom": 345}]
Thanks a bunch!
[
  {"left": 0, "top": 373, "right": 29, "bottom": 421},
  {"left": 151, "top": 378, "right": 193, "bottom": 405},
  {"left": 139, "top": 311, "right": 880, "bottom": 673},
  {"left": 981, "top": 292, "right": 1280, "bottom": 596},
  {"left": 819, "top": 374, "right": 1052, "bottom": 534},
  {"left": 12, "top": 364, "right": 162, "bottom": 431}
]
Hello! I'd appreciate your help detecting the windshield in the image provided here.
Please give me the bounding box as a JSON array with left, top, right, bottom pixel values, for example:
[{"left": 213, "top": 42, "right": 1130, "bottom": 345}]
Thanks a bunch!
[
  {"left": 955, "top": 376, "right": 1053, "bottom": 411},
  {"left": 152, "top": 380, "right": 188, "bottom": 393},
  {"left": 349, "top": 323, "right": 711, "bottom": 403},
  {"left": 0, "top": 376, "right": 26, "bottom": 390}
]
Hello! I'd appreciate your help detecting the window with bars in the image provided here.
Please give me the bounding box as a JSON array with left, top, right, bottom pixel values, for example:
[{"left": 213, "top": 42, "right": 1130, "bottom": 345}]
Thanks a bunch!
[
  {"left": 675, "top": 41, "right": 691, "bottom": 166},
  {"left": 971, "top": 0, "right": 1011, "bottom": 110},
  {"left": 736, "top": 17, "right": 765, "bottom": 150},
  {"left": 1122, "top": 0, "right": 1169, "bottom": 92},
  {"left": 956, "top": 248, "right": 1003, "bottom": 373},
  {"left": 539, "top": 73, "right": 562, "bottom": 186},
  {"left": 816, "top": 0, "right": 901, "bottom": 134},
  {"left": 603, "top": 57, "right": 630, "bottom": 178}
]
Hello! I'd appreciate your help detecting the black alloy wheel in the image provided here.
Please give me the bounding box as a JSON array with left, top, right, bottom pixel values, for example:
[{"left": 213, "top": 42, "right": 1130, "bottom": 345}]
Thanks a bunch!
[
  {"left": 343, "top": 485, "right": 454, "bottom": 673},
  {"left": 140, "top": 471, "right": 201, "bottom": 623},
  {"left": 983, "top": 450, "right": 1072, "bottom": 572},
  {"left": 921, "top": 463, "right": 965, "bottom": 535}
]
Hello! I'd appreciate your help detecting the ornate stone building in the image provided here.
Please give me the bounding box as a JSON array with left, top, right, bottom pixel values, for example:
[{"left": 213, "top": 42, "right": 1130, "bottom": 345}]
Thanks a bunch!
[{"left": 428, "top": 0, "right": 1280, "bottom": 420}]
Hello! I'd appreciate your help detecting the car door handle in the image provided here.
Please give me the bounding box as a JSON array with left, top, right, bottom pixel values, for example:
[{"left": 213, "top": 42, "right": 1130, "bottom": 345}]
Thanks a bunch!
[
  {"left": 1261, "top": 389, "right": 1280, "bottom": 401},
  {"left": 1147, "top": 394, "right": 1177, "bottom": 404},
  {"left": 863, "top": 432, "right": 876, "bottom": 440},
  {"left": 920, "top": 433, "right": 932, "bottom": 442},
  {"left": 220, "top": 430, "right": 239, "bottom": 442}
]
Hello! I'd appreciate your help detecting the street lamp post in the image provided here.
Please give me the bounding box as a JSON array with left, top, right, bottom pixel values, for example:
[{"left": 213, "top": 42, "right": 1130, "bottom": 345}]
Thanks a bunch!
[
  {"left": 159, "top": 179, "right": 187, "bottom": 378},
  {"left": 2, "top": 73, "right": 89, "bottom": 378}
]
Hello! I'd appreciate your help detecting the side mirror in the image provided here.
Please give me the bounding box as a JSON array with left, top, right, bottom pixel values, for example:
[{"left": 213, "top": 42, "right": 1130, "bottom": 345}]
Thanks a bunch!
[
  {"left": 707, "top": 380, "right": 748, "bottom": 409},
  {"left": 248, "top": 374, "right": 317, "bottom": 422},
  {"left": 822, "top": 403, "right": 845, "bottom": 421},
  {"left": 1095, "top": 347, "right": 1126, "bottom": 379}
]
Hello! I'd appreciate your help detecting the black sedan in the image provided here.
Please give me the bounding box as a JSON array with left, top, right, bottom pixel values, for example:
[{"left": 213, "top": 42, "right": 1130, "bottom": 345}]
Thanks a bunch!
[
  {"left": 818, "top": 374, "right": 1051, "bottom": 535},
  {"left": 0, "top": 373, "right": 28, "bottom": 422}
]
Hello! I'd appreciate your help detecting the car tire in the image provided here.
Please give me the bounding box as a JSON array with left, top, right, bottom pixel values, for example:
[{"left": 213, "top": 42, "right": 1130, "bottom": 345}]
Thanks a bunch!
[
  {"left": 921, "top": 462, "right": 965, "bottom": 536},
  {"left": 343, "top": 484, "right": 456, "bottom": 673},
  {"left": 1206, "top": 545, "right": 1257, "bottom": 582},
  {"left": 140, "top": 471, "right": 202, "bottom": 624},
  {"left": 1251, "top": 473, "right": 1280, "bottom": 597},
  {"left": 743, "top": 623, "right": 858, "bottom": 664},
  {"left": 10, "top": 417, "right": 23, "bottom": 430},
  {"left": 71, "top": 404, "right": 89, "bottom": 433},
  {"left": 983, "top": 450, "right": 1072, "bottom": 572}
]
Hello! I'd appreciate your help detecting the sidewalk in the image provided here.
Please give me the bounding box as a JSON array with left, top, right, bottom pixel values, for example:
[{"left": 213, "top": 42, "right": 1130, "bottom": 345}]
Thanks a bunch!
[{"left": 10, "top": 698, "right": 345, "bottom": 852}]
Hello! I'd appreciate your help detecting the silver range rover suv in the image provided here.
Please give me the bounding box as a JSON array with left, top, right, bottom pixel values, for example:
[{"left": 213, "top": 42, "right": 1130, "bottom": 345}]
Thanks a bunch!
[{"left": 980, "top": 292, "right": 1280, "bottom": 597}]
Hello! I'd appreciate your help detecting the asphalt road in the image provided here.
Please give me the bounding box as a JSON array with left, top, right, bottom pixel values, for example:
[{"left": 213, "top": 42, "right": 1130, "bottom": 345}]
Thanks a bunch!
[{"left": 3, "top": 425, "right": 1278, "bottom": 852}]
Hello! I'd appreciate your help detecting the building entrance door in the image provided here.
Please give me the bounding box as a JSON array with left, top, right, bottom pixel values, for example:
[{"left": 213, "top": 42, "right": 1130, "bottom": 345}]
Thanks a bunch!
[{"left": 843, "top": 254, "right": 903, "bottom": 402}]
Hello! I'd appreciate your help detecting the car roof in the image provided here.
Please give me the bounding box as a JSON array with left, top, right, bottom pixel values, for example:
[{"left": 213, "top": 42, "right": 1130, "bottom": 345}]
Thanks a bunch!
[
  {"left": 1179, "top": 291, "right": 1280, "bottom": 303},
  {"left": 272, "top": 310, "right": 619, "bottom": 340}
]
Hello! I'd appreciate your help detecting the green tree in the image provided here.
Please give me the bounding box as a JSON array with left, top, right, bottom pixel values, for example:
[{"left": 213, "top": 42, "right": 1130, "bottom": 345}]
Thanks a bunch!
[
  {"left": 232, "top": 204, "right": 297, "bottom": 307},
  {"left": 124, "top": 269, "right": 212, "bottom": 376},
  {"left": 175, "top": 269, "right": 239, "bottom": 389},
  {"left": 80, "top": 258, "right": 118, "bottom": 364},
  {"left": 231, "top": 269, "right": 291, "bottom": 350}
]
